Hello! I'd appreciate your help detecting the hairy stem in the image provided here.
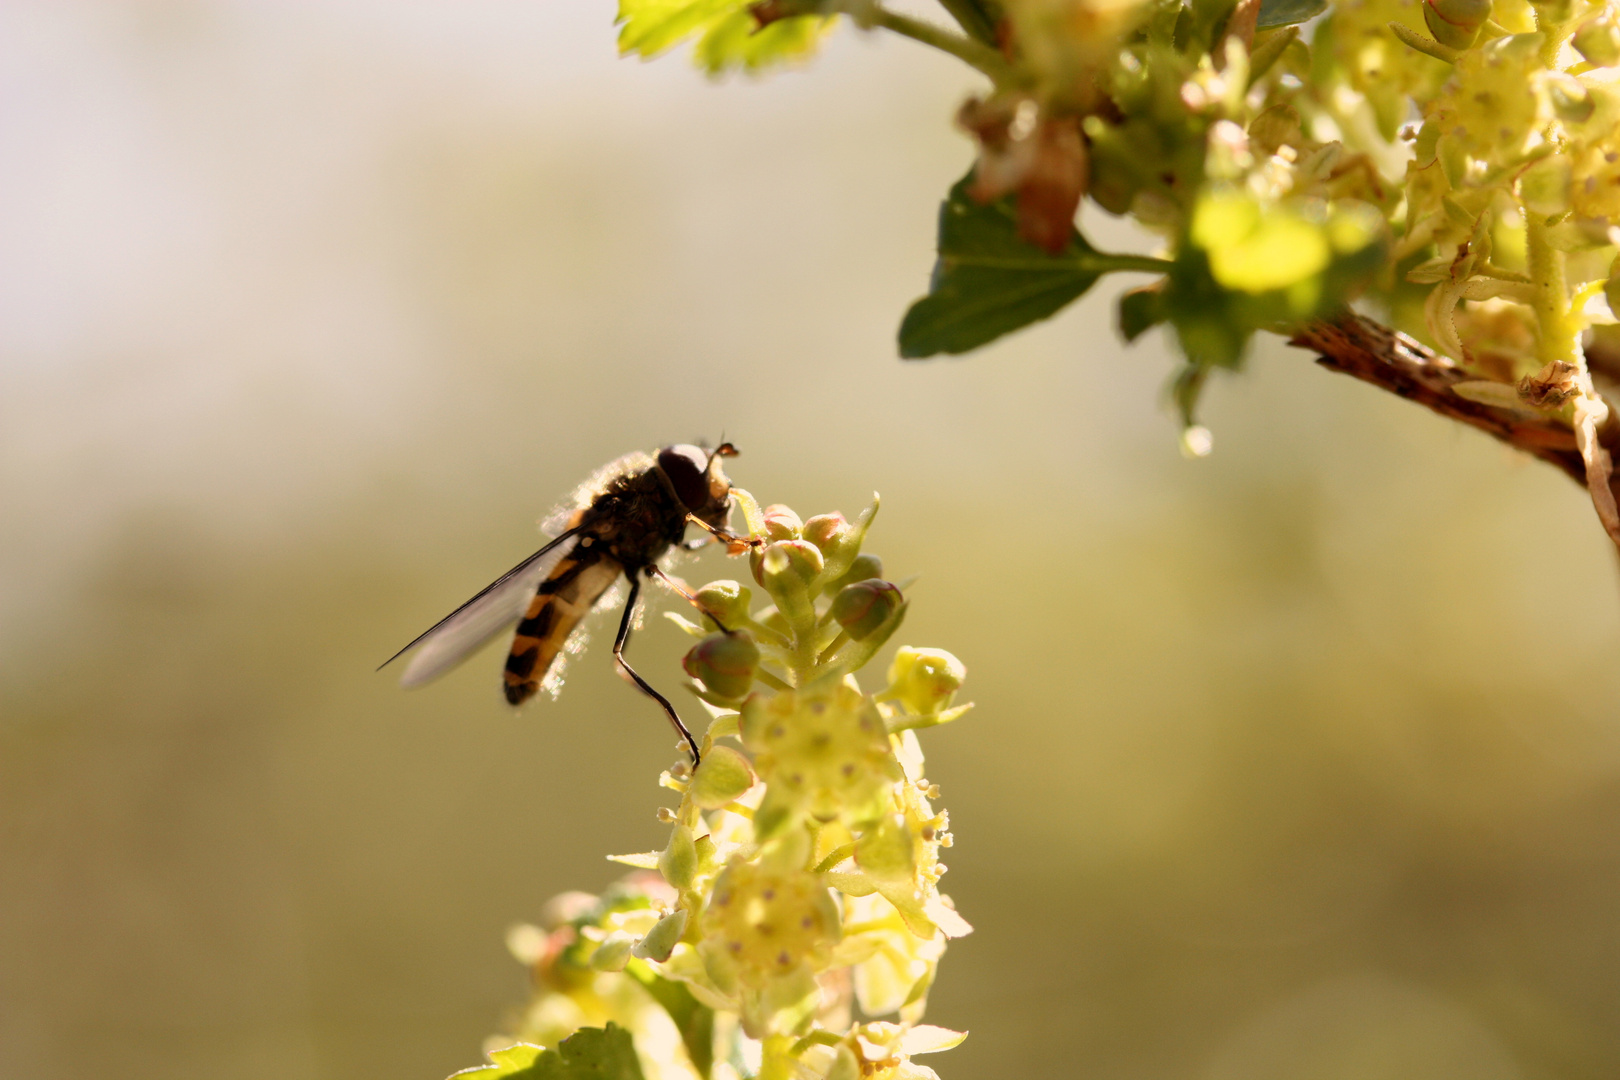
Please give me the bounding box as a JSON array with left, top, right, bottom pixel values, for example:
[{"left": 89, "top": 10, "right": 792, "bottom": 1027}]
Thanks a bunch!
[{"left": 1527, "top": 215, "right": 1575, "bottom": 365}]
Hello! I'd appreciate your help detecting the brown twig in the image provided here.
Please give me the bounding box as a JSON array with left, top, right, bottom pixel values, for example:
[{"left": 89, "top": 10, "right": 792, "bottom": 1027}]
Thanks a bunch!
[{"left": 1290, "top": 312, "right": 1590, "bottom": 486}]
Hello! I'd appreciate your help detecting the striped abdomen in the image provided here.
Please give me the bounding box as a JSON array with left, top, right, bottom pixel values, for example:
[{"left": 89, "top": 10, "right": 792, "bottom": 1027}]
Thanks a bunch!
[{"left": 504, "top": 552, "right": 623, "bottom": 705}]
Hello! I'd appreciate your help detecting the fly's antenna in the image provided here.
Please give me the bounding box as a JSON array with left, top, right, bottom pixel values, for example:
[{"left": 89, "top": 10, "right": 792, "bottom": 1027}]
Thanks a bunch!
[{"left": 707, "top": 438, "right": 739, "bottom": 468}]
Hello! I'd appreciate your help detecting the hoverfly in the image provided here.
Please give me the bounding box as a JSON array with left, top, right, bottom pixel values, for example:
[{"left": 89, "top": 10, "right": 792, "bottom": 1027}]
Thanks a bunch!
[{"left": 380, "top": 443, "right": 746, "bottom": 765}]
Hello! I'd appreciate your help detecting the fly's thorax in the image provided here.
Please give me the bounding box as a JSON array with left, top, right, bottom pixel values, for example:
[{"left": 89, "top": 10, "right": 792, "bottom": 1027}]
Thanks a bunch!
[{"left": 575, "top": 469, "right": 687, "bottom": 570}]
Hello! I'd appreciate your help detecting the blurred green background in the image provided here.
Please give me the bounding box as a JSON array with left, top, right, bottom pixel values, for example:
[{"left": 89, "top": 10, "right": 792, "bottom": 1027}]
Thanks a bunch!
[{"left": 4, "top": 4, "right": 1619, "bottom": 1079}]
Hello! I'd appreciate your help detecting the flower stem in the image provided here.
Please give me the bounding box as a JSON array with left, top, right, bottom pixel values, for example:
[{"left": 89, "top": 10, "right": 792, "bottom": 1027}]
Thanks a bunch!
[
  {"left": 857, "top": 2, "right": 1018, "bottom": 84},
  {"left": 1526, "top": 215, "right": 1575, "bottom": 365}
]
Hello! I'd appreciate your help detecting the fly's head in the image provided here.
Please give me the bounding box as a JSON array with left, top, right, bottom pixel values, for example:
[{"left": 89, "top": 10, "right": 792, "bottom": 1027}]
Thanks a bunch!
[{"left": 657, "top": 442, "right": 739, "bottom": 533}]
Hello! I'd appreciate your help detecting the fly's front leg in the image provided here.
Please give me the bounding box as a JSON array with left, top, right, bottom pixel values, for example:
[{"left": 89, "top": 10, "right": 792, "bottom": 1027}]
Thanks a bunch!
[
  {"left": 613, "top": 569, "right": 701, "bottom": 767},
  {"left": 684, "top": 513, "right": 763, "bottom": 556}
]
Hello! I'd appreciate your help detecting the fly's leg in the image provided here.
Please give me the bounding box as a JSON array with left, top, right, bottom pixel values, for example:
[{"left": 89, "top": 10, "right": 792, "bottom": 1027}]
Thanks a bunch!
[
  {"left": 684, "top": 513, "right": 763, "bottom": 556},
  {"left": 614, "top": 570, "right": 702, "bottom": 767},
  {"left": 651, "top": 565, "right": 734, "bottom": 633}
]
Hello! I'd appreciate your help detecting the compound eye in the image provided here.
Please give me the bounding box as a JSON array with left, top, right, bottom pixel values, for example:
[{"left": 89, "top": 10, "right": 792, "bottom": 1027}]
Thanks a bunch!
[{"left": 657, "top": 444, "right": 711, "bottom": 511}]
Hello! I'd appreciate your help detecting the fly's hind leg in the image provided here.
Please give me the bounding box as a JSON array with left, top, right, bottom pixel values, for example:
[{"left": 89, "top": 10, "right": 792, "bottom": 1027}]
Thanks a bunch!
[{"left": 614, "top": 569, "right": 702, "bottom": 767}]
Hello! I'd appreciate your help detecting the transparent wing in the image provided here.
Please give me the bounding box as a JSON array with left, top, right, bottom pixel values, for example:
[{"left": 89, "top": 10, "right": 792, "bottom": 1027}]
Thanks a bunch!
[{"left": 379, "top": 529, "right": 580, "bottom": 688}]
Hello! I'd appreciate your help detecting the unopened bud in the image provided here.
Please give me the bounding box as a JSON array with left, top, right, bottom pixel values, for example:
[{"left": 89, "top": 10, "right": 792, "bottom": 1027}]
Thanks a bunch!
[
  {"left": 689, "top": 744, "right": 756, "bottom": 809},
  {"left": 824, "top": 552, "right": 884, "bottom": 595},
  {"left": 631, "top": 909, "right": 687, "bottom": 963},
  {"left": 802, "top": 511, "right": 858, "bottom": 561},
  {"left": 760, "top": 504, "right": 803, "bottom": 541},
  {"left": 682, "top": 631, "right": 760, "bottom": 700},
  {"left": 756, "top": 539, "right": 824, "bottom": 593},
  {"left": 830, "top": 579, "right": 904, "bottom": 640},
  {"left": 694, "top": 579, "right": 752, "bottom": 629},
  {"left": 886, "top": 647, "right": 966, "bottom": 715},
  {"left": 1574, "top": 16, "right": 1620, "bottom": 65},
  {"left": 1422, "top": 0, "right": 1490, "bottom": 49}
]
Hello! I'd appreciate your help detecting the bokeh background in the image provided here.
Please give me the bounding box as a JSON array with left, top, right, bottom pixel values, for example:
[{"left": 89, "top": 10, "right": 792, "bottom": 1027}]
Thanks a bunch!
[{"left": 4, "top": 3, "right": 1620, "bottom": 1078}]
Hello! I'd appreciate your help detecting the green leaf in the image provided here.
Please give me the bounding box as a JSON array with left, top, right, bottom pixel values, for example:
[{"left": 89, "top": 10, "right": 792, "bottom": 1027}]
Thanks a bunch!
[
  {"left": 1256, "top": 0, "right": 1327, "bottom": 29},
  {"left": 617, "top": 0, "right": 836, "bottom": 75},
  {"left": 450, "top": 1025, "right": 647, "bottom": 1080},
  {"left": 624, "top": 960, "right": 715, "bottom": 1078},
  {"left": 899, "top": 175, "right": 1106, "bottom": 358}
]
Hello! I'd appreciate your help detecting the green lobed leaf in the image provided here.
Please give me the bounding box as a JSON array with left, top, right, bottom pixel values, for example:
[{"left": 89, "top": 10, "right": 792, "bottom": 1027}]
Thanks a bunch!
[
  {"left": 899, "top": 174, "right": 1106, "bottom": 358},
  {"left": 1256, "top": 0, "right": 1327, "bottom": 29},
  {"left": 617, "top": 0, "right": 835, "bottom": 75},
  {"left": 450, "top": 1025, "right": 647, "bottom": 1080}
]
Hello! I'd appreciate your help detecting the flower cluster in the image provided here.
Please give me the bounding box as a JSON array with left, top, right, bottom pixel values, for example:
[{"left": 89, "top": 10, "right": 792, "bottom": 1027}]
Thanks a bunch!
[
  {"left": 607, "top": 0, "right": 1620, "bottom": 471},
  {"left": 488, "top": 491, "right": 972, "bottom": 1080}
]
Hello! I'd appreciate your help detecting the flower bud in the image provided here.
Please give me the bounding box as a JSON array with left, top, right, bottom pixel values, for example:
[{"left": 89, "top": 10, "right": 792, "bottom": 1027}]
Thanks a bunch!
[
  {"left": 690, "top": 744, "right": 756, "bottom": 809},
  {"left": 830, "top": 580, "right": 904, "bottom": 641},
  {"left": 631, "top": 908, "right": 687, "bottom": 963},
  {"left": 682, "top": 631, "right": 760, "bottom": 700},
  {"left": 1422, "top": 0, "right": 1490, "bottom": 49},
  {"left": 751, "top": 538, "right": 823, "bottom": 587},
  {"left": 1574, "top": 16, "right": 1620, "bottom": 66},
  {"left": 823, "top": 552, "right": 883, "bottom": 595},
  {"left": 694, "top": 579, "right": 752, "bottom": 629},
  {"left": 801, "top": 511, "right": 860, "bottom": 566},
  {"left": 886, "top": 647, "right": 967, "bottom": 715},
  {"left": 755, "top": 540, "right": 824, "bottom": 613},
  {"left": 760, "top": 504, "right": 803, "bottom": 541}
]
